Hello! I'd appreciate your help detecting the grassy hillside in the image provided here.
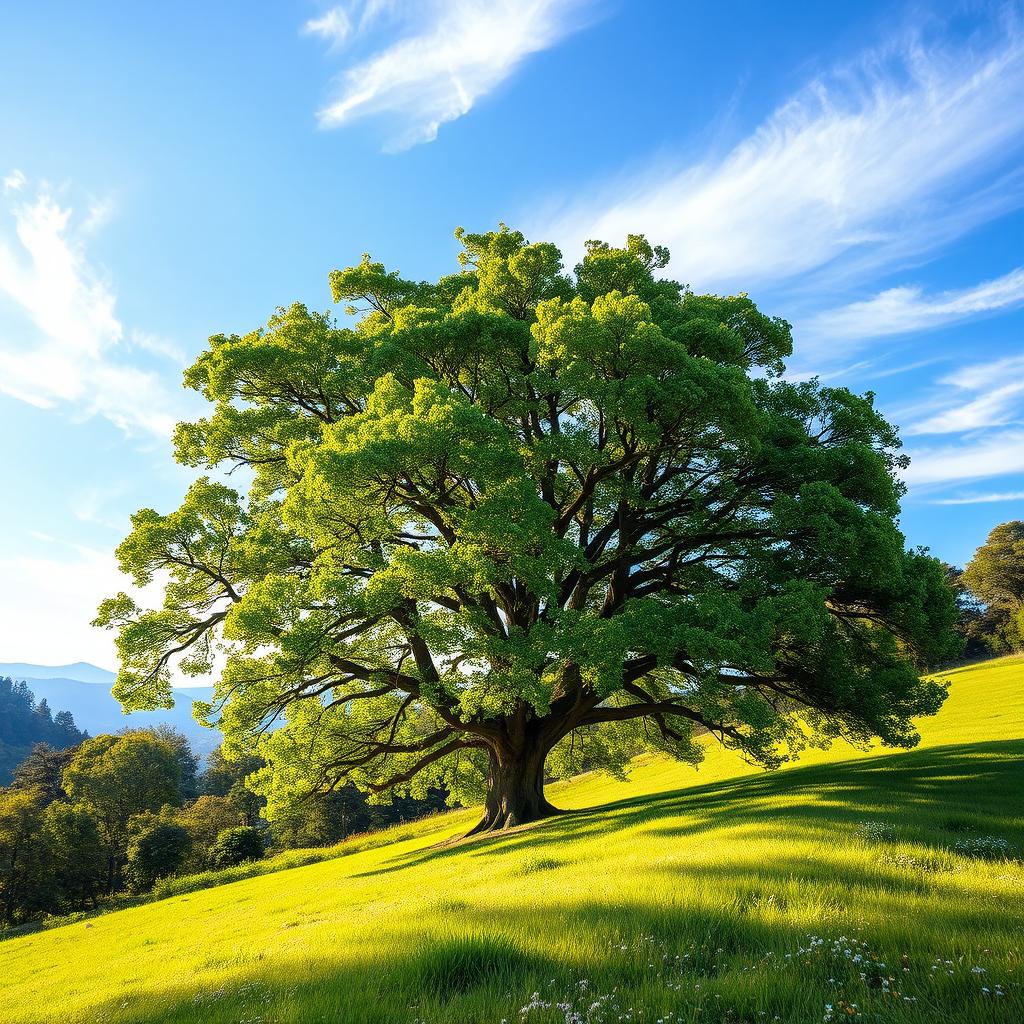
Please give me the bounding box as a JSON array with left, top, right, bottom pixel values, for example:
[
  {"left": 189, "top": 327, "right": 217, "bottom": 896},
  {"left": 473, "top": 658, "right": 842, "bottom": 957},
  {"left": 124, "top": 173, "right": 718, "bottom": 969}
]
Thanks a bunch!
[{"left": 3, "top": 657, "right": 1022, "bottom": 1024}]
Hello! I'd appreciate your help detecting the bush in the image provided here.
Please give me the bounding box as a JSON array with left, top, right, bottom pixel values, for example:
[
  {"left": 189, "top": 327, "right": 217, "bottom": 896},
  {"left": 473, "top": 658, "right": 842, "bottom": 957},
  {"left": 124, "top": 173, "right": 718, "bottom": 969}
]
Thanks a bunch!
[
  {"left": 210, "top": 826, "right": 265, "bottom": 868},
  {"left": 126, "top": 821, "right": 191, "bottom": 892}
]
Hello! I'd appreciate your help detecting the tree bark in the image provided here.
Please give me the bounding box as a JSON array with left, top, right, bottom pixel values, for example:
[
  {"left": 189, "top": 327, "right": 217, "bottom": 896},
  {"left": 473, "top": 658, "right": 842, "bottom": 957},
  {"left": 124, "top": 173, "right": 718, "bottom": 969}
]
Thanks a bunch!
[{"left": 466, "top": 739, "right": 560, "bottom": 835}]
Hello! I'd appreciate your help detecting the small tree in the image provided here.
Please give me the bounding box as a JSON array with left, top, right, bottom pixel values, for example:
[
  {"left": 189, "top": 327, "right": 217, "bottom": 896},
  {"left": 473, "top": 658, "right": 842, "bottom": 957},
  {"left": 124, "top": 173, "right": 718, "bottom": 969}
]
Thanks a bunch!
[
  {"left": 42, "top": 802, "right": 106, "bottom": 910},
  {"left": 210, "top": 826, "right": 264, "bottom": 868},
  {"left": 0, "top": 787, "right": 51, "bottom": 924},
  {"left": 98, "top": 228, "right": 958, "bottom": 834},
  {"left": 963, "top": 521, "right": 1024, "bottom": 652},
  {"left": 200, "top": 745, "right": 265, "bottom": 826},
  {"left": 126, "top": 819, "right": 191, "bottom": 891},
  {"left": 172, "top": 795, "right": 243, "bottom": 868},
  {"left": 150, "top": 725, "right": 201, "bottom": 801},
  {"left": 11, "top": 743, "right": 74, "bottom": 804},
  {"left": 63, "top": 732, "right": 182, "bottom": 890}
]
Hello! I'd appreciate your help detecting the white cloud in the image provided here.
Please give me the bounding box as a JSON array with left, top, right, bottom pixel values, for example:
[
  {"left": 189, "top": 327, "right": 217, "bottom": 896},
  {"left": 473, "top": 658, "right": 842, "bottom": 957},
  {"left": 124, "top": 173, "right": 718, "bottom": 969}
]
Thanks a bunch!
[
  {"left": 803, "top": 268, "right": 1024, "bottom": 350},
  {"left": 909, "top": 382, "right": 1024, "bottom": 435},
  {"left": 905, "top": 354, "right": 1024, "bottom": 435},
  {"left": 313, "top": 0, "right": 597, "bottom": 149},
  {"left": 536, "top": 24, "right": 1024, "bottom": 296},
  {"left": 304, "top": 6, "right": 353, "bottom": 49},
  {"left": 71, "top": 483, "right": 131, "bottom": 531},
  {"left": 129, "top": 328, "right": 186, "bottom": 363},
  {"left": 903, "top": 429, "right": 1024, "bottom": 486},
  {"left": 3, "top": 169, "right": 26, "bottom": 192},
  {"left": 0, "top": 537, "right": 183, "bottom": 669},
  {"left": 81, "top": 195, "right": 116, "bottom": 235},
  {"left": 0, "top": 180, "right": 187, "bottom": 437},
  {"left": 930, "top": 490, "right": 1024, "bottom": 505},
  {"left": 942, "top": 353, "right": 1024, "bottom": 391},
  {"left": 0, "top": 545, "right": 123, "bottom": 666}
]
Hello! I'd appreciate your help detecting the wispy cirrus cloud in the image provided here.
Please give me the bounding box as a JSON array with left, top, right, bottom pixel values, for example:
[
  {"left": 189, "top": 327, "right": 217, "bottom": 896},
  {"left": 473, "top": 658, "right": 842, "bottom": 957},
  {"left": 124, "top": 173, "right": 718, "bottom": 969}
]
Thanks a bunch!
[
  {"left": 0, "top": 176, "right": 189, "bottom": 437},
  {"left": 303, "top": 7, "right": 353, "bottom": 50},
  {"left": 929, "top": 490, "right": 1024, "bottom": 505},
  {"left": 309, "top": 0, "right": 599, "bottom": 149},
  {"left": 905, "top": 354, "right": 1024, "bottom": 435},
  {"left": 802, "top": 267, "right": 1024, "bottom": 353},
  {"left": 903, "top": 429, "right": 1024, "bottom": 487},
  {"left": 536, "top": 20, "right": 1024, "bottom": 297},
  {"left": 894, "top": 354, "right": 1024, "bottom": 494},
  {"left": 3, "top": 169, "right": 26, "bottom": 192}
]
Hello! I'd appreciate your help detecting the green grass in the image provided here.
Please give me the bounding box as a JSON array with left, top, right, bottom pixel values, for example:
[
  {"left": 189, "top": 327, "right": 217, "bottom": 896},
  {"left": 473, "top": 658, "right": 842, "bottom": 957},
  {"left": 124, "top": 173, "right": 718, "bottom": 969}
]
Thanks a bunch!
[{"left": 3, "top": 656, "right": 1022, "bottom": 1023}]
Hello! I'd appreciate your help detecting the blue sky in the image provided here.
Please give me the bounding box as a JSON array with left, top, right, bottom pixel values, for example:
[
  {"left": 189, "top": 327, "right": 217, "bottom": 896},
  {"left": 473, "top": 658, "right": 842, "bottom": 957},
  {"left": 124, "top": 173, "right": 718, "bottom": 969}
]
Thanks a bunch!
[{"left": 1, "top": 0, "right": 1022, "bottom": 667}]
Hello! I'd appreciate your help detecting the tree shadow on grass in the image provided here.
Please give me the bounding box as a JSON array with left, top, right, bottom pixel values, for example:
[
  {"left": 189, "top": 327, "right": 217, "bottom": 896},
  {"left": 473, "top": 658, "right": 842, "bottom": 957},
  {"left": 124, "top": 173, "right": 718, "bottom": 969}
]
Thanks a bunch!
[{"left": 351, "top": 739, "right": 1024, "bottom": 878}]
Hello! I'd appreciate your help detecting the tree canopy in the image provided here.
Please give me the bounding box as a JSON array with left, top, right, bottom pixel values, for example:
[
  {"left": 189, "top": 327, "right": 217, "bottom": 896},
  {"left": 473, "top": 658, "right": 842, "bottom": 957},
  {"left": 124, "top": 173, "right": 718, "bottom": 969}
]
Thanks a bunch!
[
  {"left": 962, "top": 521, "right": 1024, "bottom": 652},
  {"left": 64, "top": 731, "right": 183, "bottom": 888},
  {"left": 97, "top": 227, "right": 958, "bottom": 832}
]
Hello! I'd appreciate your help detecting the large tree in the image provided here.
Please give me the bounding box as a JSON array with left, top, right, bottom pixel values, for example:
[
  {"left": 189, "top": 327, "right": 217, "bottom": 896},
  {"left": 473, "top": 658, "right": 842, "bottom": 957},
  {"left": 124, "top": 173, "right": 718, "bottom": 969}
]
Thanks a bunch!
[{"left": 97, "top": 228, "right": 957, "bottom": 834}]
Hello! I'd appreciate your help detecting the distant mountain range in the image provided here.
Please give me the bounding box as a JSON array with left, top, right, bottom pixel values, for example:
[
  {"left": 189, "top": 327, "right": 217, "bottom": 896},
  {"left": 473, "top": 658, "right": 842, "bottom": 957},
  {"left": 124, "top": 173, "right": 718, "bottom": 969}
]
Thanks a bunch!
[
  {"left": 0, "top": 661, "right": 221, "bottom": 757},
  {"left": 0, "top": 661, "right": 117, "bottom": 685}
]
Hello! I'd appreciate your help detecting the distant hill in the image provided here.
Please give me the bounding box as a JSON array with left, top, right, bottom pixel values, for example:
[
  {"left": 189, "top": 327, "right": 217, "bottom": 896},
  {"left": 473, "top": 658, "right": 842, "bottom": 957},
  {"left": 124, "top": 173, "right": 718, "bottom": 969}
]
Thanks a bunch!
[
  {"left": 0, "top": 662, "right": 221, "bottom": 758},
  {"left": 0, "top": 661, "right": 115, "bottom": 685}
]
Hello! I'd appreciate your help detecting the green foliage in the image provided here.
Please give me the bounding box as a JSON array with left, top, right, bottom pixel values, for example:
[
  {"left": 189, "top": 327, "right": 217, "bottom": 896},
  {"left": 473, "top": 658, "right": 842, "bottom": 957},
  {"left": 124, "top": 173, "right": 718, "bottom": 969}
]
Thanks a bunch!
[
  {"left": 199, "top": 744, "right": 266, "bottom": 825},
  {"left": 149, "top": 725, "right": 200, "bottom": 801},
  {"left": 0, "top": 678, "right": 85, "bottom": 785},
  {"left": 963, "top": 521, "right": 1024, "bottom": 651},
  {"left": 42, "top": 801, "right": 106, "bottom": 908},
  {"left": 0, "top": 787, "right": 50, "bottom": 924},
  {"left": 97, "top": 226, "right": 959, "bottom": 829},
  {"left": 64, "top": 732, "right": 182, "bottom": 835},
  {"left": 171, "top": 795, "right": 243, "bottom": 869},
  {"left": 10, "top": 743, "right": 75, "bottom": 803},
  {"left": 209, "top": 826, "right": 265, "bottom": 868},
  {"left": 126, "top": 820, "right": 191, "bottom": 892},
  {"left": 269, "top": 779, "right": 444, "bottom": 849},
  {"left": 64, "top": 731, "right": 183, "bottom": 890}
]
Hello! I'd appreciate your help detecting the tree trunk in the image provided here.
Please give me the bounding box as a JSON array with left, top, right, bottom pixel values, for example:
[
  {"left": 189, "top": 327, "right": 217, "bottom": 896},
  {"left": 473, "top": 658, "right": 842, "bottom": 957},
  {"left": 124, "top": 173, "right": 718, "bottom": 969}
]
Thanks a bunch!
[{"left": 466, "top": 741, "right": 560, "bottom": 835}]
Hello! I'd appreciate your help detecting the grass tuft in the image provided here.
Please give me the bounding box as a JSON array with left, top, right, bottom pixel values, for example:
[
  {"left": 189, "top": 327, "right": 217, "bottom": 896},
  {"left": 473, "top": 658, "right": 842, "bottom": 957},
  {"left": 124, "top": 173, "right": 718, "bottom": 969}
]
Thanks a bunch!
[
  {"left": 411, "top": 932, "right": 537, "bottom": 997},
  {"left": 520, "top": 855, "right": 563, "bottom": 874}
]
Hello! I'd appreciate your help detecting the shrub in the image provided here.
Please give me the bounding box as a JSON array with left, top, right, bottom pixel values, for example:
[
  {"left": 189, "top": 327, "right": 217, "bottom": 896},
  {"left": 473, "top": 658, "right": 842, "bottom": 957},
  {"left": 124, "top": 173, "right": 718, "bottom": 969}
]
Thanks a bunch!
[
  {"left": 210, "top": 826, "right": 265, "bottom": 868},
  {"left": 126, "top": 821, "right": 191, "bottom": 892}
]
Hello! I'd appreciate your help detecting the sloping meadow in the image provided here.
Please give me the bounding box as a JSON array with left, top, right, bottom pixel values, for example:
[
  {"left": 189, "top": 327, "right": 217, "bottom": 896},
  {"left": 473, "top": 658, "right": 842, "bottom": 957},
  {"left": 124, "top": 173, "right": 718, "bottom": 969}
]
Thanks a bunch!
[{"left": 1, "top": 657, "right": 1021, "bottom": 1023}]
